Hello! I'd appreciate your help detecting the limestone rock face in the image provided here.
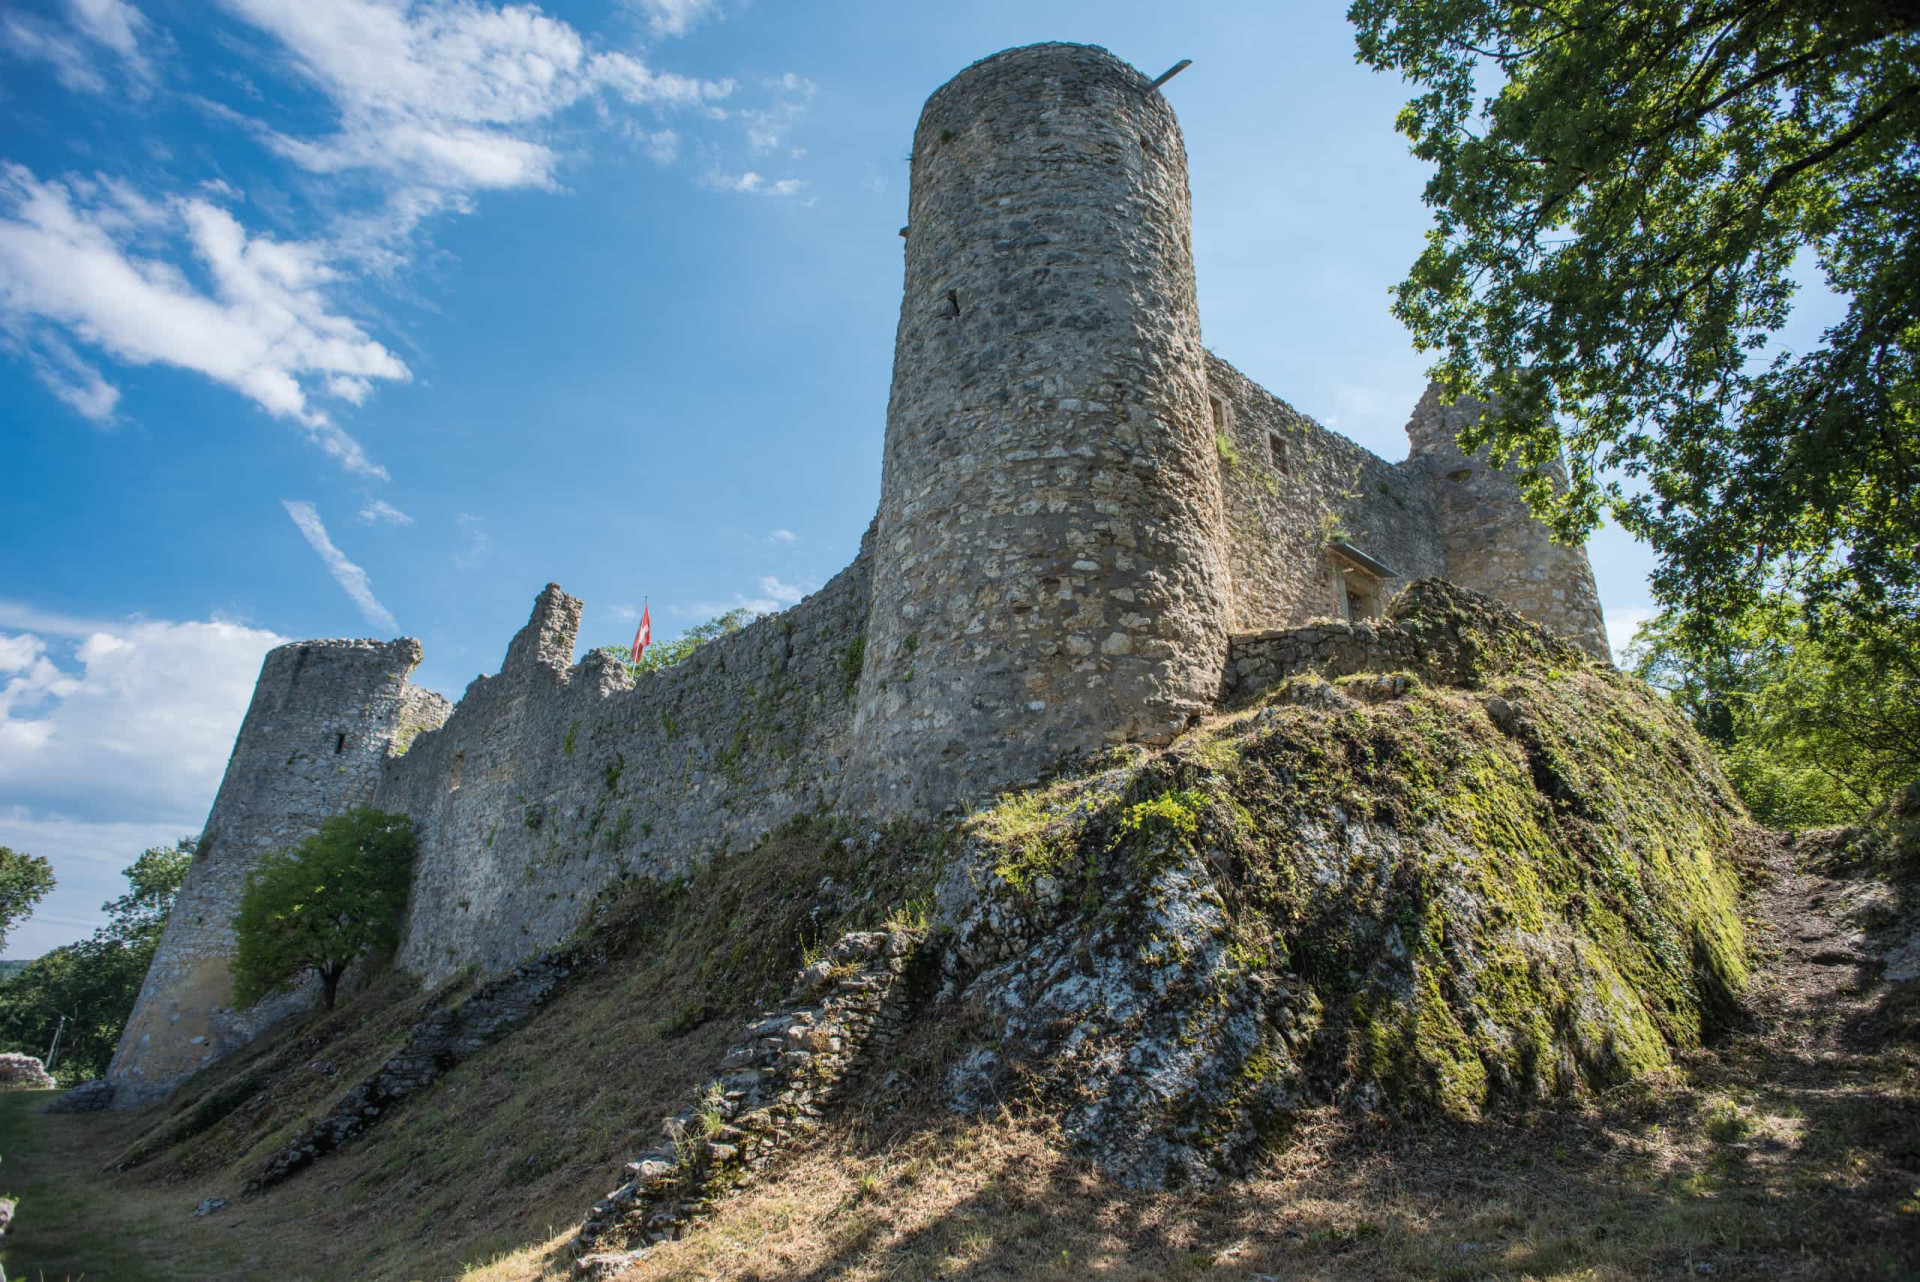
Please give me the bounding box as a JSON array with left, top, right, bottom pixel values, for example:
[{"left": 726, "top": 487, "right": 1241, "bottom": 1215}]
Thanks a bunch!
[{"left": 936, "top": 584, "right": 1746, "bottom": 1187}]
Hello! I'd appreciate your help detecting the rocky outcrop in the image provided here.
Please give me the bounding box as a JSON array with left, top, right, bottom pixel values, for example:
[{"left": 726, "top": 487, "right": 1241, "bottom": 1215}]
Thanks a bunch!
[
  {"left": 44, "top": 1079, "right": 114, "bottom": 1112},
  {"left": 572, "top": 928, "right": 926, "bottom": 1276},
  {"left": 935, "top": 584, "right": 1747, "bottom": 1188}
]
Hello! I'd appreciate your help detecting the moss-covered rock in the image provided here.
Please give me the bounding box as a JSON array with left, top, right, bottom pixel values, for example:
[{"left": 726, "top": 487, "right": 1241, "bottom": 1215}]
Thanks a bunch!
[{"left": 934, "top": 587, "right": 1750, "bottom": 1188}]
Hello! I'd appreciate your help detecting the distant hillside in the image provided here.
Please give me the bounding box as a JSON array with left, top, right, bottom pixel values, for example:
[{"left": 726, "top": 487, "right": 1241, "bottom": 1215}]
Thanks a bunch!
[{"left": 0, "top": 959, "right": 32, "bottom": 983}]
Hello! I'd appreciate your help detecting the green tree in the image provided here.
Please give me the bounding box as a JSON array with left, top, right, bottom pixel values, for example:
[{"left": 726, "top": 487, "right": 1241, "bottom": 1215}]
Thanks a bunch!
[
  {"left": 230, "top": 809, "right": 416, "bottom": 1012},
  {"left": 597, "top": 607, "right": 758, "bottom": 677},
  {"left": 0, "top": 846, "right": 55, "bottom": 955},
  {"left": 1630, "top": 600, "right": 1919, "bottom": 826},
  {"left": 1351, "top": 0, "right": 1920, "bottom": 637},
  {"left": 0, "top": 839, "right": 192, "bottom": 1082}
]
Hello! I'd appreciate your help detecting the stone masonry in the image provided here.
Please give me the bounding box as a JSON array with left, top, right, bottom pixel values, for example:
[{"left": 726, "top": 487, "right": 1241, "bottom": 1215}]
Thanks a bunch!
[
  {"left": 107, "top": 640, "right": 449, "bottom": 1108},
  {"left": 847, "top": 43, "right": 1234, "bottom": 817},
  {"left": 111, "top": 42, "right": 1616, "bottom": 1100}
]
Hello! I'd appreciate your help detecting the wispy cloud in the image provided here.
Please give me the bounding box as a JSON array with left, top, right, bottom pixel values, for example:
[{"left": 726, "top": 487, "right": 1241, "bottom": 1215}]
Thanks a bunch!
[
  {"left": 223, "top": 0, "right": 733, "bottom": 262},
  {"left": 1, "top": 0, "right": 156, "bottom": 97},
  {"left": 741, "top": 73, "right": 813, "bottom": 152},
  {"left": 359, "top": 498, "right": 413, "bottom": 526},
  {"left": 452, "top": 512, "right": 491, "bottom": 570},
  {"left": 282, "top": 500, "right": 398, "bottom": 631},
  {"left": 702, "top": 170, "right": 805, "bottom": 199},
  {"left": 1604, "top": 604, "right": 1659, "bottom": 666},
  {"left": 767, "top": 528, "right": 796, "bottom": 544},
  {"left": 629, "top": 0, "right": 722, "bottom": 38},
  {"left": 682, "top": 574, "right": 815, "bottom": 617},
  {"left": 3, "top": 0, "right": 809, "bottom": 462},
  {"left": 0, "top": 167, "right": 404, "bottom": 476}
]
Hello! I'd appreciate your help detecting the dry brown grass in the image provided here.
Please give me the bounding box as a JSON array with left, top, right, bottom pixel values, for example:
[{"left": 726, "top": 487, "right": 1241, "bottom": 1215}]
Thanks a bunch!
[{"left": 8, "top": 832, "right": 1914, "bottom": 1282}]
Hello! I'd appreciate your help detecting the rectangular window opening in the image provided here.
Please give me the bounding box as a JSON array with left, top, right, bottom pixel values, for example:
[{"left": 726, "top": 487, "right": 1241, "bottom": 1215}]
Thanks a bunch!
[
  {"left": 1269, "top": 432, "right": 1288, "bottom": 473},
  {"left": 334, "top": 732, "right": 346, "bottom": 754}
]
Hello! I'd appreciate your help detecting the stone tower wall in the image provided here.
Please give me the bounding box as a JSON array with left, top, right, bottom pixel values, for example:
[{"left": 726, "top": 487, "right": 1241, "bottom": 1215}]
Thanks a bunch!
[
  {"left": 1404, "top": 384, "right": 1611, "bottom": 660},
  {"left": 384, "top": 556, "right": 871, "bottom": 989},
  {"left": 106, "top": 639, "right": 450, "bottom": 1107},
  {"left": 848, "top": 43, "right": 1232, "bottom": 816},
  {"left": 1206, "top": 354, "right": 1447, "bottom": 632}
]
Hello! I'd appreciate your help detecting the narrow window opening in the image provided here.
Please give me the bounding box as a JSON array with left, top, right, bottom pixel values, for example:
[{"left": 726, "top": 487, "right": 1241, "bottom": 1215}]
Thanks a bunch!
[
  {"left": 1209, "top": 395, "right": 1226, "bottom": 429},
  {"left": 334, "top": 732, "right": 346, "bottom": 754},
  {"left": 1269, "top": 432, "right": 1288, "bottom": 473}
]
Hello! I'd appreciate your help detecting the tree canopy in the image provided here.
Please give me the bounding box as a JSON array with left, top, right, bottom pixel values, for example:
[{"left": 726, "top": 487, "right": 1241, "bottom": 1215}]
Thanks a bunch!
[
  {"left": 1351, "top": 0, "right": 1920, "bottom": 638},
  {"left": 1630, "top": 598, "right": 1919, "bottom": 826},
  {"left": 0, "top": 846, "right": 55, "bottom": 956},
  {"left": 231, "top": 809, "right": 416, "bottom": 1012},
  {"left": 0, "top": 838, "right": 191, "bottom": 1082}
]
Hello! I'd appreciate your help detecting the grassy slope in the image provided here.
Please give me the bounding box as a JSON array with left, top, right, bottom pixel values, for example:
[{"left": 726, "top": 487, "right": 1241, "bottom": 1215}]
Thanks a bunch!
[
  {"left": 4, "top": 818, "right": 946, "bottom": 1282},
  {"left": 19, "top": 607, "right": 1909, "bottom": 1280}
]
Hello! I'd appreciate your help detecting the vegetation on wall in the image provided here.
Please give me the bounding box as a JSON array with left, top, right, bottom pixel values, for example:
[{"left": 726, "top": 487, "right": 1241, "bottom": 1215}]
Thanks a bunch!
[
  {"left": 1351, "top": 0, "right": 1919, "bottom": 647},
  {"left": 0, "top": 840, "right": 191, "bottom": 1083},
  {"left": 597, "top": 608, "right": 758, "bottom": 678},
  {"left": 232, "top": 810, "right": 417, "bottom": 1012}
]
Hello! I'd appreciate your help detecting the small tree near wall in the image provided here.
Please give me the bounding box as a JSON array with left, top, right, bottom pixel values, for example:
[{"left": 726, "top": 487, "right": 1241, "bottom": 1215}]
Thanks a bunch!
[{"left": 231, "top": 809, "right": 417, "bottom": 1012}]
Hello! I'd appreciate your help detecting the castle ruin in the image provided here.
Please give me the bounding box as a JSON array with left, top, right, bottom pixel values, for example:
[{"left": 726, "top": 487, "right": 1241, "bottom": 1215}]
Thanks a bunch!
[{"left": 106, "top": 43, "right": 1608, "bottom": 1107}]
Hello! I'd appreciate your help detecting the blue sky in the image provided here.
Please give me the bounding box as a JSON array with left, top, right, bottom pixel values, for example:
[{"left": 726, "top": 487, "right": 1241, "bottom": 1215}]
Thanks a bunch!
[{"left": 0, "top": 0, "right": 1680, "bottom": 956}]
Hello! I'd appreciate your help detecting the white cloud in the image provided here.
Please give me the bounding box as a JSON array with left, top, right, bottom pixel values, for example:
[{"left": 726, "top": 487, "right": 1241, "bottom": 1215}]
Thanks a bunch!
[
  {"left": 282, "top": 500, "right": 399, "bottom": 631},
  {"left": 758, "top": 575, "right": 806, "bottom": 605},
  {"left": 452, "top": 511, "right": 492, "bottom": 570},
  {"left": 0, "top": 616, "right": 284, "bottom": 820},
  {"left": 630, "top": 0, "right": 721, "bottom": 38},
  {"left": 0, "top": 166, "right": 405, "bottom": 475},
  {"left": 767, "top": 528, "right": 796, "bottom": 544},
  {"left": 683, "top": 575, "right": 816, "bottom": 618},
  {"left": 1604, "top": 604, "right": 1659, "bottom": 666},
  {"left": 0, "top": 604, "right": 284, "bottom": 955},
  {"left": 223, "top": 0, "right": 730, "bottom": 201},
  {"left": 21, "top": 335, "right": 120, "bottom": 423},
  {"left": 606, "top": 603, "right": 638, "bottom": 622},
  {"left": 741, "top": 73, "right": 813, "bottom": 153},
  {"left": 359, "top": 498, "right": 413, "bottom": 526},
  {"left": 0, "top": 808, "right": 200, "bottom": 958},
  {"left": 1, "top": 0, "right": 154, "bottom": 97},
  {"left": 703, "top": 170, "right": 805, "bottom": 199}
]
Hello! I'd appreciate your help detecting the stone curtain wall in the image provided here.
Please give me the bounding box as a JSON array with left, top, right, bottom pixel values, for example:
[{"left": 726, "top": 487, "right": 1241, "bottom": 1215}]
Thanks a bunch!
[
  {"left": 1206, "top": 354, "right": 1447, "bottom": 632},
  {"left": 848, "top": 43, "right": 1233, "bottom": 818},
  {"left": 386, "top": 551, "right": 872, "bottom": 988},
  {"left": 107, "top": 640, "right": 450, "bottom": 1108},
  {"left": 1221, "top": 579, "right": 1587, "bottom": 703},
  {"left": 1403, "top": 384, "right": 1611, "bottom": 660}
]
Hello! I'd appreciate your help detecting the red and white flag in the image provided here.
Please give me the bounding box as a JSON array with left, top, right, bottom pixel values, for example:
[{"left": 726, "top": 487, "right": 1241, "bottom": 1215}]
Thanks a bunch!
[{"left": 631, "top": 602, "right": 652, "bottom": 662}]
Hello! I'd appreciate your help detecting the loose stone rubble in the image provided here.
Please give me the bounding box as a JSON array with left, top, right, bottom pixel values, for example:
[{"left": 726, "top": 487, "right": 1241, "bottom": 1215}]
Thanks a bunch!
[
  {"left": 246, "top": 951, "right": 577, "bottom": 1191},
  {"left": 571, "top": 928, "right": 926, "bottom": 1277}
]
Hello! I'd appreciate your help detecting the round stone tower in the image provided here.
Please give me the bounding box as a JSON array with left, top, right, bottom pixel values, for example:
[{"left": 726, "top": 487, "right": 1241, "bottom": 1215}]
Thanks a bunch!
[
  {"left": 106, "top": 638, "right": 450, "bottom": 1107},
  {"left": 849, "top": 43, "right": 1232, "bottom": 816},
  {"left": 1405, "top": 384, "right": 1611, "bottom": 661}
]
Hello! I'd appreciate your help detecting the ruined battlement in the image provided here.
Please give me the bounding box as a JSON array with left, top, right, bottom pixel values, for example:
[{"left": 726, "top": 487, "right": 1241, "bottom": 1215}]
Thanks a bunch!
[{"left": 108, "top": 41, "right": 1612, "bottom": 1106}]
